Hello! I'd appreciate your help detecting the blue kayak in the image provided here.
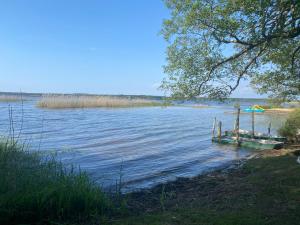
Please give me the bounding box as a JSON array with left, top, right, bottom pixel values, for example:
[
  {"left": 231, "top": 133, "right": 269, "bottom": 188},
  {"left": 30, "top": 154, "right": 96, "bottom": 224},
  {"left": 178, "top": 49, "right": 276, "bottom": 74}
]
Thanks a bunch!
[
  {"left": 243, "top": 105, "right": 265, "bottom": 113},
  {"left": 244, "top": 108, "right": 265, "bottom": 113}
]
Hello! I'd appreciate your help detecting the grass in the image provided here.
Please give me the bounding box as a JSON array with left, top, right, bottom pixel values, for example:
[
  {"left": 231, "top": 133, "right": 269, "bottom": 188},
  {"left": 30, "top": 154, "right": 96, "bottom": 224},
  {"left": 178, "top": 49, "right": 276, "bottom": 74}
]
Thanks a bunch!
[
  {"left": 37, "top": 95, "right": 170, "bottom": 109},
  {"left": 0, "top": 140, "right": 117, "bottom": 225},
  {"left": 0, "top": 95, "right": 23, "bottom": 102},
  {"left": 112, "top": 152, "right": 300, "bottom": 225}
]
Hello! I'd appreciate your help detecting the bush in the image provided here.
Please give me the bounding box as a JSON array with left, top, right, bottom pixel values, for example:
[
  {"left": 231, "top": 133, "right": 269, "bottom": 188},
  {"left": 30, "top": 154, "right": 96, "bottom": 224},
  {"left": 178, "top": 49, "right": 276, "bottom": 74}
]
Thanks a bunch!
[
  {"left": 278, "top": 109, "right": 300, "bottom": 143},
  {"left": 0, "top": 141, "right": 114, "bottom": 225}
]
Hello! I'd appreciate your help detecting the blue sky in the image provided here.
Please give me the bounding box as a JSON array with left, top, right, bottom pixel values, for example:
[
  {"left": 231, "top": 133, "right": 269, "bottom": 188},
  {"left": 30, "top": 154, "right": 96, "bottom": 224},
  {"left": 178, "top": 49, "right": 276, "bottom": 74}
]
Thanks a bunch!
[{"left": 0, "top": 0, "right": 261, "bottom": 98}]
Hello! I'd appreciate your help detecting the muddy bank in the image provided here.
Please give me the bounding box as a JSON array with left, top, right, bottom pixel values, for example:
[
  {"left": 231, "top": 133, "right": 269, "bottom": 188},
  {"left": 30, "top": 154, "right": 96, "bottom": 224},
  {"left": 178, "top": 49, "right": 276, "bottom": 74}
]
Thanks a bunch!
[{"left": 123, "top": 146, "right": 300, "bottom": 215}]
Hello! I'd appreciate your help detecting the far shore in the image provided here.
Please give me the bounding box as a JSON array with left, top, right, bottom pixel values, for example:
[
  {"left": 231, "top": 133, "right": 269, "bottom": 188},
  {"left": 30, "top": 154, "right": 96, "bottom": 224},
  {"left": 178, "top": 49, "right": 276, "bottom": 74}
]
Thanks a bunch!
[
  {"left": 225, "top": 107, "right": 298, "bottom": 115},
  {"left": 0, "top": 95, "right": 24, "bottom": 102},
  {"left": 265, "top": 108, "right": 296, "bottom": 113}
]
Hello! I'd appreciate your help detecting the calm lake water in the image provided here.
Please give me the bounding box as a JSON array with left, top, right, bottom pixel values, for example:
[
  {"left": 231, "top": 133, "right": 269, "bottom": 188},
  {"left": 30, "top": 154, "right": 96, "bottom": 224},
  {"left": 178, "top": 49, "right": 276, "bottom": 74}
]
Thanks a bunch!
[{"left": 0, "top": 98, "right": 287, "bottom": 191}]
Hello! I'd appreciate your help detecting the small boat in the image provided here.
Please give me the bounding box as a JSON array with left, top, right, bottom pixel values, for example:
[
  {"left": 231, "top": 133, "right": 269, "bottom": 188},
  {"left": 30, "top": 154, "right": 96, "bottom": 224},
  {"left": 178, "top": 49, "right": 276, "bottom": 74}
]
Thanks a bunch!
[
  {"left": 211, "top": 105, "right": 286, "bottom": 150},
  {"left": 212, "top": 136, "right": 284, "bottom": 150},
  {"left": 244, "top": 105, "right": 265, "bottom": 113},
  {"left": 225, "top": 129, "right": 287, "bottom": 143}
]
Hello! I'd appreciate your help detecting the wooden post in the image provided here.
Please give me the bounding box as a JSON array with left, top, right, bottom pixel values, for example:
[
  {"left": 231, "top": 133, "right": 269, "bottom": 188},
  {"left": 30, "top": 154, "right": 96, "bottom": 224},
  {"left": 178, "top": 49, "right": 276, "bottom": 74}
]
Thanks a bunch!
[
  {"left": 233, "top": 118, "right": 237, "bottom": 131},
  {"left": 212, "top": 117, "right": 217, "bottom": 139},
  {"left": 236, "top": 107, "right": 240, "bottom": 145},
  {"left": 268, "top": 122, "right": 271, "bottom": 137},
  {"left": 218, "top": 121, "right": 222, "bottom": 142},
  {"left": 251, "top": 111, "right": 255, "bottom": 138}
]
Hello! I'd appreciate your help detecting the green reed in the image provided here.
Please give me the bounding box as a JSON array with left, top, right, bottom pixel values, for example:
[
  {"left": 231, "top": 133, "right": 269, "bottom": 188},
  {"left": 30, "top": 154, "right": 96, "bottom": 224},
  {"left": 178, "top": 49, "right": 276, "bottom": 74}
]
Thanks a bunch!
[{"left": 0, "top": 140, "right": 116, "bottom": 225}]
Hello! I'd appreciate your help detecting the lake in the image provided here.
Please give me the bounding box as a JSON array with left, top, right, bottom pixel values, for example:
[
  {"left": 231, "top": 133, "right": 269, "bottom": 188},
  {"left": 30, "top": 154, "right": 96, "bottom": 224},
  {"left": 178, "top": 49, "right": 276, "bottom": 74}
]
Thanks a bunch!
[{"left": 0, "top": 98, "right": 287, "bottom": 192}]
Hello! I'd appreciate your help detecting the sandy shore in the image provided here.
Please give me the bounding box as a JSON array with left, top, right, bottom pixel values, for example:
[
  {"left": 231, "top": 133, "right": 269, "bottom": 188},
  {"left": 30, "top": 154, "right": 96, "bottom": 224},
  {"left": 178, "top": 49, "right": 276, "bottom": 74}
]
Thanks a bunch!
[
  {"left": 225, "top": 108, "right": 297, "bottom": 115},
  {"left": 265, "top": 108, "right": 296, "bottom": 113}
]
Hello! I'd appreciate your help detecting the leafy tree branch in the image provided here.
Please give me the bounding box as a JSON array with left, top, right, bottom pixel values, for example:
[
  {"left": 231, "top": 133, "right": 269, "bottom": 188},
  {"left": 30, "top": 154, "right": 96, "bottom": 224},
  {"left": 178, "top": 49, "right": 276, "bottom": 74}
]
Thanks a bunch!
[{"left": 161, "top": 0, "right": 300, "bottom": 100}]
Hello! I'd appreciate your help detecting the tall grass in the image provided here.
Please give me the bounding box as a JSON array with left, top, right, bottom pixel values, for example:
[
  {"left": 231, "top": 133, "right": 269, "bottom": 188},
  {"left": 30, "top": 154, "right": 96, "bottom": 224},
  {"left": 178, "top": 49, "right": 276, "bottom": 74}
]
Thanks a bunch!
[
  {"left": 0, "top": 141, "right": 115, "bottom": 224},
  {"left": 37, "top": 95, "right": 168, "bottom": 109},
  {"left": 0, "top": 95, "right": 22, "bottom": 102}
]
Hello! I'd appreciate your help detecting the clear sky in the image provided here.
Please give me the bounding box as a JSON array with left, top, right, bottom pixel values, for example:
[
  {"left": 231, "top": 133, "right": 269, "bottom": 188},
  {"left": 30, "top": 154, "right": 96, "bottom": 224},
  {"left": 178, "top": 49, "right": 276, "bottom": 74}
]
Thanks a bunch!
[{"left": 0, "top": 0, "right": 262, "bottom": 98}]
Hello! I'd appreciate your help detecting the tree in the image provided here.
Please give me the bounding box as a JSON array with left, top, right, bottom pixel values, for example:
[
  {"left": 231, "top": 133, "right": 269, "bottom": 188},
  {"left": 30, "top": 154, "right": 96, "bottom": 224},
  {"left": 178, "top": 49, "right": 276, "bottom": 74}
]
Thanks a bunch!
[{"left": 161, "top": 0, "right": 300, "bottom": 100}]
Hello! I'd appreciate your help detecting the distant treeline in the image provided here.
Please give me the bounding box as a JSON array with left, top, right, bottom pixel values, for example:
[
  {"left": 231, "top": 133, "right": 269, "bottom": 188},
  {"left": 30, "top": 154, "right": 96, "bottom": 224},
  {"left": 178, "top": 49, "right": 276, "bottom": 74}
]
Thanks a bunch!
[
  {"left": 0, "top": 92, "right": 165, "bottom": 101},
  {"left": 0, "top": 91, "right": 269, "bottom": 102}
]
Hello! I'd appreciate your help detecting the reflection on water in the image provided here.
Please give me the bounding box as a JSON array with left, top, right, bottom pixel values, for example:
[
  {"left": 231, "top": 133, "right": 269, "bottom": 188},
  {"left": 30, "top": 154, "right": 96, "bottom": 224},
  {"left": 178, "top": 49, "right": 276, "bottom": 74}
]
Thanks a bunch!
[{"left": 0, "top": 99, "right": 287, "bottom": 191}]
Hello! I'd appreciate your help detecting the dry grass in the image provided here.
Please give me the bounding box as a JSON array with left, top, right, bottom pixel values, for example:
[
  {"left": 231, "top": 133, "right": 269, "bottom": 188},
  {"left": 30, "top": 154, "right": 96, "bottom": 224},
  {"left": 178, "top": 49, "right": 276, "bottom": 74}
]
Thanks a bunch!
[
  {"left": 37, "top": 95, "right": 167, "bottom": 109},
  {"left": 0, "top": 95, "right": 22, "bottom": 102},
  {"left": 265, "top": 108, "right": 297, "bottom": 113}
]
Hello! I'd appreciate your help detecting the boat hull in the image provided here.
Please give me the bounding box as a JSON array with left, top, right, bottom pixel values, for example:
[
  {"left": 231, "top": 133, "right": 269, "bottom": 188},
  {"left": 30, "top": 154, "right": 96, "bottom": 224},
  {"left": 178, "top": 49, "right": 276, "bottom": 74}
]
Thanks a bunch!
[
  {"left": 212, "top": 136, "right": 284, "bottom": 150},
  {"left": 225, "top": 130, "right": 287, "bottom": 143}
]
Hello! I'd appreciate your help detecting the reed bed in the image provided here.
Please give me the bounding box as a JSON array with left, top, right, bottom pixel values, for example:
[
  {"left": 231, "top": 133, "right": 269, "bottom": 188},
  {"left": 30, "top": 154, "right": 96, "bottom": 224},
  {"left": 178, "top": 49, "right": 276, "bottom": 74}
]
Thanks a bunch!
[
  {"left": 0, "top": 141, "right": 115, "bottom": 224},
  {"left": 0, "top": 95, "right": 23, "bottom": 102},
  {"left": 37, "top": 95, "right": 167, "bottom": 109}
]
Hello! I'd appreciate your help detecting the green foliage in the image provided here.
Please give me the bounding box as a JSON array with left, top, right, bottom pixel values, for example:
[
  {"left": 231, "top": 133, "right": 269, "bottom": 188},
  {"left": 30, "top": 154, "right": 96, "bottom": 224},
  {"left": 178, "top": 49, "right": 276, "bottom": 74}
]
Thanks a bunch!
[
  {"left": 161, "top": 0, "right": 300, "bottom": 100},
  {"left": 0, "top": 141, "right": 114, "bottom": 225},
  {"left": 279, "top": 109, "right": 300, "bottom": 142}
]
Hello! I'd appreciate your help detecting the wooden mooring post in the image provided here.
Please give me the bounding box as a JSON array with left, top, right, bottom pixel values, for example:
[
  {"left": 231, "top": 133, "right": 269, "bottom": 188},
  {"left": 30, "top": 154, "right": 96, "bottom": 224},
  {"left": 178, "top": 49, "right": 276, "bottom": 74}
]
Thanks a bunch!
[
  {"left": 236, "top": 107, "right": 241, "bottom": 146},
  {"left": 217, "top": 121, "right": 222, "bottom": 142},
  {"left": 251, "top": 111, "right": 255, "bottom": 138},
  {"left": 212, "top": 117, "right": 217, "bottom": 138},
  {"left": 268, "top": 122, "right": 271, "bottom": 137}
]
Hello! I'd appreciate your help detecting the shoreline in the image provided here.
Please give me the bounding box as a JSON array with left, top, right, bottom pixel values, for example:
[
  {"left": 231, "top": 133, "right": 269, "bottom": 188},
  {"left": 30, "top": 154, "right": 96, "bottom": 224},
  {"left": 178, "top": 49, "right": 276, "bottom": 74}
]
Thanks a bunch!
[
  {"left": 124, "top": 145, "right": 300, "bottom": 216},
  {"left": 264, "top": 108, "right": 297, "bottom": 114},
  {"left": 122, "top": 152, "right": 256, "bottom": 194}
]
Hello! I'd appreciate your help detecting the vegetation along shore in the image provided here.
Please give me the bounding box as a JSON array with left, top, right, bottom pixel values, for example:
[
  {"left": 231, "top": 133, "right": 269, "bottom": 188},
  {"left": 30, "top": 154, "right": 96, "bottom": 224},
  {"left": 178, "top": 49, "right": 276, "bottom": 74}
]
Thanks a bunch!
[
  {"left": 0, "top": 95, "right": 24, "bottom": 102},
  {"left": 0, "top": 140, "right": 131, "bottom": 225},
  {"left": 37, "top": 95, "right": 170, "bottom": 109}
]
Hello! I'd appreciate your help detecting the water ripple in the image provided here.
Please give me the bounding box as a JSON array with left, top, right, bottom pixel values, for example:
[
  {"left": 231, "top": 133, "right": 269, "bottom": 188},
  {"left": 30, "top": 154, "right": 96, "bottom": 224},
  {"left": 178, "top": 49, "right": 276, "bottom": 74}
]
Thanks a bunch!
[{"left": 0, "top": 99, "right": 286, "bottom": 191}]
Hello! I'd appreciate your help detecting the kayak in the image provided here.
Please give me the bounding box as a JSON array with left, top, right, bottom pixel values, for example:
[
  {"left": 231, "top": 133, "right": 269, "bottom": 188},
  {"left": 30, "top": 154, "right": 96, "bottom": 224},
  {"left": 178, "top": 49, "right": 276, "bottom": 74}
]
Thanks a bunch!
[
  {"left": 243, "top": 105, "right": 265, "bottom": 113},
  {"left": 244, "top": 108, "right": 265, "bottom": 112}
]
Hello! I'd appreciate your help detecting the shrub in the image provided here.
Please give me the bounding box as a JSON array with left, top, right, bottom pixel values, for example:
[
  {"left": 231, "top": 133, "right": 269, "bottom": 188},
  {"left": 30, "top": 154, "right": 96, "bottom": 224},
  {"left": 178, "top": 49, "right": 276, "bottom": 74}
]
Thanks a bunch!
[{"left": 278, "top": 109, "right": 300, "bottom": 143}]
